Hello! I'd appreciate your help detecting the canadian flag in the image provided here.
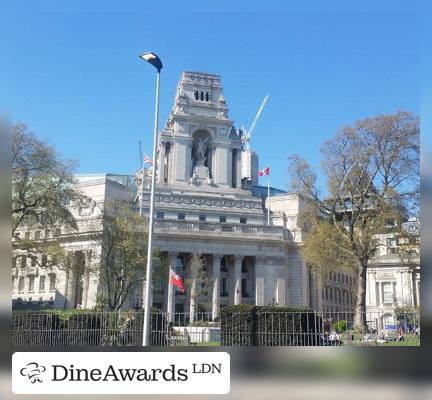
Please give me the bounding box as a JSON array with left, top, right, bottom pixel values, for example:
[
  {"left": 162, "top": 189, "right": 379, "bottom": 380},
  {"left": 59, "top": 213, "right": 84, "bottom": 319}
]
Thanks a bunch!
[
  {"left": 259, "top": 166, "right": 270, "bottom": 176},
  {"left": 169, "top": 269, "right": 185, "bottom": 294}
]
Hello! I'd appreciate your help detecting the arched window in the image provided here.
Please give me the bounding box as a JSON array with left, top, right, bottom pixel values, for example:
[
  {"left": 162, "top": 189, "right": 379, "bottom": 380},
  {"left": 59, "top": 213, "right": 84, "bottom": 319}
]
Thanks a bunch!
[
  {"left": 194, "top": 91, "right": 198, "bottom": 100},
  {"left": 205, "top": 92, "right": 209, "bottom": 101},
  {"left": 200, "top": 92, "right": 204, "bottom": 101}
]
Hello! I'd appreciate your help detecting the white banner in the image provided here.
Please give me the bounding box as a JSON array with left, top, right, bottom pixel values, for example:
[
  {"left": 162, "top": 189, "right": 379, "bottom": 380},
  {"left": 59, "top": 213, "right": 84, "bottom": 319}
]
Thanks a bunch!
[{"left": 12, "top": 352, "right": 230, "bottom": 394}]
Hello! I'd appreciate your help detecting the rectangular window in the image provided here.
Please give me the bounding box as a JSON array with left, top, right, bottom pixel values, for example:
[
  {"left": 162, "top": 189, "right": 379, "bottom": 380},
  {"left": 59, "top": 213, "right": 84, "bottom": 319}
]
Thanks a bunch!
[
  {"left": 39, "top": 276, "right": 46, "bottom": 292},
  {"left": 178, "top": 213, "right": 185, "bottom": 220},
  {"left": 49, "top": 274, "right": 56, "bottom": 291},
  {"left": 219, "top": 216, "right": 226, "bottom": 223},
  {"left": 35, "top": 230, "right": 41, "bottom": 240},
  {"left": 20, "top": 256, "right": 26, "bottom": 269},
  {"left": 25, "top": 232, "right": 30, "bottom": 239},
  {"left": 31, "top": 257, "right": 37, "bottom": 267},
  {"left": 54, "top": 228, "right": 61, "bottom": 236},
  {"left": 18, "top": 277, "right": 24, "bottom": 292},
  {"left": 241, "top": 261, "right": 248, "bottom": 273},
  {"left": 220, "top": 277, "right": 228, "bottom": 296},
  {"left": 383, "top": 283, "right": 393, "bottom": 304},
  {"left": 386, "top": 238, "right": 397, "bottom": 247},
  {"left": 156, "top": 211, "right": 164, "bottom": 219},
  {"left": 240, "top": 217, "right": 247, "bottom": 224},
  {"left": 28, "top": 276, "right": 35, "bottom": 292},
  {"left": 45, "top": 229, "right": 51, "bottom": 239},
  {"left": 199, "top": 214, "right": 206, "bottom": 222},
  {"left": 42, "top": 254, "right": 47, "bottom": 267}
]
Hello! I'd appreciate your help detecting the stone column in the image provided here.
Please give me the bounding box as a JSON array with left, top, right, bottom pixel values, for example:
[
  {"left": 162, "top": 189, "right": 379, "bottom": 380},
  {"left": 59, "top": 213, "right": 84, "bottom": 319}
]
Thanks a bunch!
[
  {"left": 82, "top": 250, "right": 92, "bottom": 309},
  {"left": 158, "top": 141, "right": 166, "bottom": 184},
  {"left": 63, "top": 252, "right": 72, "bottom": 309},
  {"left": 379, "top": 282, "right": 385, "bottom": 305},
  {"left": 399, "top": 271, "right": 405, "bottom": 307},
  {"left": 371, "top": 272, "right": 377, "bottom": 307},
  {"left": 255, "top": 259, "right": 265, "bottom": 306},
  {"left": 234, "top": 256, "right": 242, "bottom": 305},
  {"left": 212, "top": 254, "right": 222, "bottom": 320},
  {"left": 166, "top": 253, "right": 177, "bottom": 322},
  {"left": 276, "top": 277, "right": 286, "bottom": 306}
]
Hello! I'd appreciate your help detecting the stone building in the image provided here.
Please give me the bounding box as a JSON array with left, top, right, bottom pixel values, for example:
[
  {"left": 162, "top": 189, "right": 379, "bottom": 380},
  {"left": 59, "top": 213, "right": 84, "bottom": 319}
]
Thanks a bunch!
[
  {"left": 365, "top": 219, "right": 420, "bottom": 330},
  {"left": 11, "top": 71, "right": 419, "bottom": 322}
]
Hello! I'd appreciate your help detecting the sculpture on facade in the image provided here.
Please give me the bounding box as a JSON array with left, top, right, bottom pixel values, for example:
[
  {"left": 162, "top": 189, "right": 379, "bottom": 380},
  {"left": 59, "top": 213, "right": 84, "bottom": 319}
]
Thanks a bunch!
[
  {"left": 189, "top": 169, "right": 199, "bottom": 185},
  {"left": 193, "top": 137, "right": 210, "bottom": 166}
]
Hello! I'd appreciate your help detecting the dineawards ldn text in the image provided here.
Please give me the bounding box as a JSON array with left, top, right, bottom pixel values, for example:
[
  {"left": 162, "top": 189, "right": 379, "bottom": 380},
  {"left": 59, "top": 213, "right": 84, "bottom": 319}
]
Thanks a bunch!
[{"left": 52, "top": 364, "right": 193, "bottom": 382}]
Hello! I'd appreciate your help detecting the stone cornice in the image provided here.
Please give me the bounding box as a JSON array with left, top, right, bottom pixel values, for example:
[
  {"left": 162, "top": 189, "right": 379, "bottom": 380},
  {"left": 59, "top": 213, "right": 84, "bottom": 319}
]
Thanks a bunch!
[{"left": 142, "top": 192, "right": 262, "bottom": 210}]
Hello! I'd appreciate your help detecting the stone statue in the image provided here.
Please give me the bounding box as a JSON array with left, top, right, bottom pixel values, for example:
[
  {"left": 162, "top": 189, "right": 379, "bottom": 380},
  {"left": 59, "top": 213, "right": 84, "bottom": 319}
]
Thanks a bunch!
[
  {"left": 189, "top": 169, "right": 199, "bottom": 185},
  {"left": 194, "top": 137, "right": 210, "bottom": 166},
  {"left": 206, "top": 171, "right": 215, "bottom": 186}
]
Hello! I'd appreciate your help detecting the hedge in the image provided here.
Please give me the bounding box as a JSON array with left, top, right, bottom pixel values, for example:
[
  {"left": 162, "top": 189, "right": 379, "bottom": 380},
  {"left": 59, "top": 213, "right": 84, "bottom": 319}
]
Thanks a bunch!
[
  {"left": 221, "top": 305, "right": 323, "bottom": 346},
  {"left": 12, "top": 309, "right": 169, "bottom": 347}
]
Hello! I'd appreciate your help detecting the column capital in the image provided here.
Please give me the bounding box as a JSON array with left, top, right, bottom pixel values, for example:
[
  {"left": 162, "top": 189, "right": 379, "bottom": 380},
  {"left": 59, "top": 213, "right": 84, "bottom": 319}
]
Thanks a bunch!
[
  {"left": 212, "top": 254, "right": 223, "bottom": 262},
  {"left": 234, "top": 255, "right": 244, "bottom": 264}
]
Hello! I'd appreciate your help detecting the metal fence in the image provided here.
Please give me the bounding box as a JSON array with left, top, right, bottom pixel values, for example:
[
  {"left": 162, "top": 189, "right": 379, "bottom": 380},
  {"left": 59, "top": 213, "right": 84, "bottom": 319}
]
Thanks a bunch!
[
  {"left": 220, "top": 310, "right": 420, "bottom": 346},
  {"left": 12, "top": 309, "right": 420, "bottom": 347}
]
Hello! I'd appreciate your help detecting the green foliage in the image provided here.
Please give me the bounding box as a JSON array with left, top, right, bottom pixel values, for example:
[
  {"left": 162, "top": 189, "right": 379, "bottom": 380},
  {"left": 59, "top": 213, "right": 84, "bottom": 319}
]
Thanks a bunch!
[
  {"left": 288, "top": 110, "right": 419, "bottom": 331},
  {"left": 93, "top": 293, "right": 109, "bottom": 312},
  {"left": 99, "top": 201, "right": 149, "bottom": 310},
  {"left": 332, "top": 320, "right": 347, "bottom": 333}
]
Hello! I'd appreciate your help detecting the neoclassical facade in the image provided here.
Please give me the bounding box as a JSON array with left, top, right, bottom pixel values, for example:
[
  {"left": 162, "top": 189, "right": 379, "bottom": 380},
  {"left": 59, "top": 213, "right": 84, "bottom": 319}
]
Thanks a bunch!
[
  {"left": 365, "top": 219, "right": 420, "bottom": 330},
  {"left": 11, "top": 72, "right": 420, "bottom": 323}
]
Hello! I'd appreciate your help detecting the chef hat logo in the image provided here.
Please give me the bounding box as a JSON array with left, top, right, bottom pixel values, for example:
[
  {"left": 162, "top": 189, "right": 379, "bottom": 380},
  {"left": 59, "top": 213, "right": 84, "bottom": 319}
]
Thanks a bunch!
[{"left": 20, "top": 362, "right": 46, "bottom": 384}]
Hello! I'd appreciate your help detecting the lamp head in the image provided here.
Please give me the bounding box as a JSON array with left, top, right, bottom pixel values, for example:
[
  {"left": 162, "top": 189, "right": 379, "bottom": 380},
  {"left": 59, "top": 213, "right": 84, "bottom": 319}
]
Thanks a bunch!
[{"left": 139, "top": 52, "right": 163, "bottom": 71}]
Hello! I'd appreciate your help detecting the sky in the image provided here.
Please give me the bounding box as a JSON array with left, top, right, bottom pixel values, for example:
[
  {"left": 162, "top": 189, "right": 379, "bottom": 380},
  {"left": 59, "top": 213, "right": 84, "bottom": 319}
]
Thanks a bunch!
[{"left": 3, "top": 1, "right": 420, "bottom": 192}]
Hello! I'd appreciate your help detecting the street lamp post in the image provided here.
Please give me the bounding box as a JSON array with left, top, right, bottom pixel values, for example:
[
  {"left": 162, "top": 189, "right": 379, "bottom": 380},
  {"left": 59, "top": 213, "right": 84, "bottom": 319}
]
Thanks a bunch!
[{"left": 139, "top": 51, "right": 162, "bottom": 346}]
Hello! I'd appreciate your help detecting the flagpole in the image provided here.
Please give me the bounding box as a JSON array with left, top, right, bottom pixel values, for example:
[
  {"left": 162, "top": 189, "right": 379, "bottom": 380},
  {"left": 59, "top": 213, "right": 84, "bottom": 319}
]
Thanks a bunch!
[
  {"left": 267, "top": 169, "right": 270, "bottom": 226},
  {"left": 138, "top": 141, "right": 144, "bottom": 217},
  {"left": 167, "top": 268, "right": 174, "bottom": 323}
]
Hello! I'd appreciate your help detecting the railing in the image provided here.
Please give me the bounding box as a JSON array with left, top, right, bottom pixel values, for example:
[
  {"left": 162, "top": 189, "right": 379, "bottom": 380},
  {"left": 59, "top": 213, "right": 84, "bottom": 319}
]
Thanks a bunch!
[
  {"left": 154, "top": 219, "right": 287, "bottom": 240},
  {"left": 220, "top": 309, "right": 421, "bottom": 346},
  {"left": 11, "top": 310, "right": 420, "bottom": 347}
]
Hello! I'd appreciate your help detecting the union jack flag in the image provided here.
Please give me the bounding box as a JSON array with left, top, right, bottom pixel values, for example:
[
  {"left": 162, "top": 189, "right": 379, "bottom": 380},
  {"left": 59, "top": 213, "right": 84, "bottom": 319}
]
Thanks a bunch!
[{"left": 143, "top": 153, "right": 153, "bottom": 165}]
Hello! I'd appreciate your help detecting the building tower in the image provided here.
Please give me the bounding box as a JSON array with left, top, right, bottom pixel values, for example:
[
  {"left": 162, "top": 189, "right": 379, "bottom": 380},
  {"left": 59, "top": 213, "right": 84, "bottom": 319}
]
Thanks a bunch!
[{"left": 157, "top": 72, "right": 246, "bottom": 189}]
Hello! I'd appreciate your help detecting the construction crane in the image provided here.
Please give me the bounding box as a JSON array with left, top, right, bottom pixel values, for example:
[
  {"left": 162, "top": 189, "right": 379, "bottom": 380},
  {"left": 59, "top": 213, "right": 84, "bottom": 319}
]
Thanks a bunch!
[{"left": 241, "top": 94, "right": 269, "bottom": 150}]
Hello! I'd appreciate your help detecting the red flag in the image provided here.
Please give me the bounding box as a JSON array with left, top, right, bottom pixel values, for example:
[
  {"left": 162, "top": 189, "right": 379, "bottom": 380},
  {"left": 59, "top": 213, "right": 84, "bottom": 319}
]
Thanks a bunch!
[
  {"left": 170, "top": 269, "right": 185, "bottom": 294},
  {"left": 259, "top": 166, "right": 270, "bottom": 176}
]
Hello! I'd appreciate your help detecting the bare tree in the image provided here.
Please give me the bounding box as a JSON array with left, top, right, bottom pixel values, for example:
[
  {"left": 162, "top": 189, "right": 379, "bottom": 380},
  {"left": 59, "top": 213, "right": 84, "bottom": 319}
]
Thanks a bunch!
[
  {"left": 288, "top": 110, "right": 419, "bottom": 331},
  {"left": 186, "top": 254, "right": 211, "bottom": 322},
  {"left": 12, "top": 123, "right": 84, "bottom": 271}
]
